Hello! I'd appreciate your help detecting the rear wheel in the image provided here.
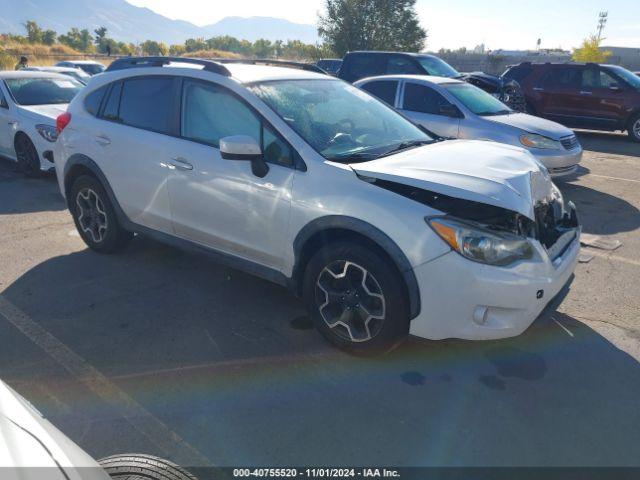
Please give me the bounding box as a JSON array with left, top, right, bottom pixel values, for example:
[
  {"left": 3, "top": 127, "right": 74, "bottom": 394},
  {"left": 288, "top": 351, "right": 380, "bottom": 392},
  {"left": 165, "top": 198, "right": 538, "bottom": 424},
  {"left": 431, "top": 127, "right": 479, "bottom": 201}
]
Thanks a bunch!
[
  {"left": 69, "top": 175, "right": 133, "bottom": 253},
  {"left": 14, "top": 134, "right": 42, "bottom": 177},
  {"left": 99, "top": 454, "right": 198, "bottom": 480},
  {"left": 303, "top": 241, "right": 409, "bottom": 355},
  {"left": 628, "top": 113, "right": 640, "bottom": 143}
]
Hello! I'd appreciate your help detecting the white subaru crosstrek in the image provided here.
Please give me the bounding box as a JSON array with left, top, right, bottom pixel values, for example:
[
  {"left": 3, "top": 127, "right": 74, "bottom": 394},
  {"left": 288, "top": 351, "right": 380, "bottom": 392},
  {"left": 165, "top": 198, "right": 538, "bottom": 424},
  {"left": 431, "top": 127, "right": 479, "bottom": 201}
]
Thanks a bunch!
[{"left": 52, "top": 57, "right": 580, "bottom": 354}]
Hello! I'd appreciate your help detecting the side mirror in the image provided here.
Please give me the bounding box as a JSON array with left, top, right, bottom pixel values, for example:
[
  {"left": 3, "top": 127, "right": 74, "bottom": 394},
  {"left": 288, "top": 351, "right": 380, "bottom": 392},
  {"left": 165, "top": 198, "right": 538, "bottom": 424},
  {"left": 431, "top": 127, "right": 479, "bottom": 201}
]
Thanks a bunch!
[
  {"left": 220, "top": 135, "right": 269, "bottom": 178},
  {"left": 438, "top": 104, "right": 463, "bottom": 118}
]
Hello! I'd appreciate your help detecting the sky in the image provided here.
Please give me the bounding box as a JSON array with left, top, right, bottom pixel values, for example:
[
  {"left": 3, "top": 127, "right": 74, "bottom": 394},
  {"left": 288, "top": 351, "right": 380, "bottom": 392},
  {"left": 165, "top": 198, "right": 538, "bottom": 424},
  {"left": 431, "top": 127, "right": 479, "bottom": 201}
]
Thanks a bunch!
[{"left": 127, "top": 0, "right": 640, "bottom": 50}]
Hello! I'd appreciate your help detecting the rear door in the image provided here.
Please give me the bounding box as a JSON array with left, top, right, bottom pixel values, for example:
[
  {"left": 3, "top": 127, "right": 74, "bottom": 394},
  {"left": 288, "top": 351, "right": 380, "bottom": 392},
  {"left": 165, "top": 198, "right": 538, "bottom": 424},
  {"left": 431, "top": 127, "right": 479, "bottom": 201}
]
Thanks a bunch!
[
  {"left": 532, "top": 66, "right": 582, "bottom": 124},
  {"left": 0, "top": 84, "right": 14, "bottom": 157},
  {"left": 91, "top": 75, "right": 179, "bottom": 233},
  {"left": 400, "top": 81, "right": 460, "bottom": 138}
]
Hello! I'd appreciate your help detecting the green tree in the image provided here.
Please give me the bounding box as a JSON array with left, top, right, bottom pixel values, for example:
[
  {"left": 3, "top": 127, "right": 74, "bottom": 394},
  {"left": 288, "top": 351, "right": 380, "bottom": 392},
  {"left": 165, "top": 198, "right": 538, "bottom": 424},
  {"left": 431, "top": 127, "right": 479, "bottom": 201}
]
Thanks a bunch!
[
  {"left": 59, "top": 28, "right": 95, "bottom": 52},
  {"left": 253, "top": 38, "right": 274, "bottom": 58},
  {"left": 23, "top": 20, "right": 43, "bottom": 43},
  {"left": 318, "top": 0, "right": 427, "bottom": 56},
  {"left": 94, "top": 26, "right": 108, "bottom": 52},
  {"left": 141, "top": 40, "right": 168, "bottom": 56},
  {"left": 573, "top": 34, "right": 612, "bottom": 63},
  {"left": 42, "top": 29, "right": 57, "bottom": 45},
  {"left": 169, "top": 44, "right": 186, "bottom": 56}
]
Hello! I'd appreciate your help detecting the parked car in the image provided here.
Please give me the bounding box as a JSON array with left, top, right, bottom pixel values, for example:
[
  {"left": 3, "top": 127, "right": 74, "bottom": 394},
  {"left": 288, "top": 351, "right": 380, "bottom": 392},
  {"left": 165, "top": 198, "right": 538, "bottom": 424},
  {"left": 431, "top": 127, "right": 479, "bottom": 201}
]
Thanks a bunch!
[
  {"left": 503, "top": 62, "right": 640, "bottom": 142},
  {"left": 0, "top": 71, "right": 83, "bottom": 176},
  {"left": 338, "top": 51, "right": 526, "bottom": 111},
  {"left": 0, "top": 378, "right": 197, "bottom": 479},
  {"left": 52, "top": 56, "right": 579, "bottom": 354},
  {"left": 355, "top": 75, "right": 583, "bottom": 178},
  {"left": 23, "top": 66, "right": 91, "bottom": 84},
  {"left": 316, "top": 59, "right": 343, "bottom": 75},
  {"left": 55, "top": 60, "right": 106, "bottom": 76}
]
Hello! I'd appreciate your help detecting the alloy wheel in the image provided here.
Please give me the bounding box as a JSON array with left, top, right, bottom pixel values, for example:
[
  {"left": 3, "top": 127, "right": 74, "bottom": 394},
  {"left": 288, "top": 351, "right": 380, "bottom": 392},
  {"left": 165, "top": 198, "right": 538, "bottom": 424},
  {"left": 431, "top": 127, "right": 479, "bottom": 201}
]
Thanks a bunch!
[
  {"left": 315, "top": 260, "right": 386, "bottom": 343},
  {"left": 76, "top": 188, "right": 108, "bottom": 243},
  {"left": 633, "top": 118, "right": 640, "bottom": 140}
]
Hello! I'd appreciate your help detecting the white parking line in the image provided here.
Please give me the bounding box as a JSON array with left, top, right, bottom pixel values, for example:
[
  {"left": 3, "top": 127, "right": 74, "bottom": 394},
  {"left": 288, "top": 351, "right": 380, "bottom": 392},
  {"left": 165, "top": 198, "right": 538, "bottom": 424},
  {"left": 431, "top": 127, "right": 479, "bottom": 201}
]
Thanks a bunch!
[
  {"left": 587, "top": 173, "right": 640, "bottom": 184},
  {"left": 0, "top": 294, "right": 210, "bottom": 466}
]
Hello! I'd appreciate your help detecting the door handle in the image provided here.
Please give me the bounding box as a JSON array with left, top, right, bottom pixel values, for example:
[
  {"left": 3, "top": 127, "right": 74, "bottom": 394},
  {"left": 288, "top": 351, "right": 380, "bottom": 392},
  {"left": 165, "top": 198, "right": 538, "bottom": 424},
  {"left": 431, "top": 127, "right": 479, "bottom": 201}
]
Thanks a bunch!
[
  {"left": 169, "top": 157, "right": 193, "bottom": 171},
  {"left": 533, "top": 87, "right": 544, "bottom": 92},
  {"left": 580, "top": 91, "right": 593, "bottom": 95},
  {"left": 95, "top": 135, "right": 111, "bottom": 146},
  {"left": 7, "top": 121, "right": 17, "bottom": 126}
]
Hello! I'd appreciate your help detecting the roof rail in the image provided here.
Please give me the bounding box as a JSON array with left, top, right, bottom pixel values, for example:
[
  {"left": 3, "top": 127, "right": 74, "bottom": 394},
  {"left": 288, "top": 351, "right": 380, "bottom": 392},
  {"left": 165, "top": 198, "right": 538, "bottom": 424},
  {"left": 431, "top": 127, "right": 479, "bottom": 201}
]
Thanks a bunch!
[
  {"left": 105, "top": 56, "right": 232, "bottom": 76},
  {"left": 213, "top": 58, "right": 327, "bottom": 74}
]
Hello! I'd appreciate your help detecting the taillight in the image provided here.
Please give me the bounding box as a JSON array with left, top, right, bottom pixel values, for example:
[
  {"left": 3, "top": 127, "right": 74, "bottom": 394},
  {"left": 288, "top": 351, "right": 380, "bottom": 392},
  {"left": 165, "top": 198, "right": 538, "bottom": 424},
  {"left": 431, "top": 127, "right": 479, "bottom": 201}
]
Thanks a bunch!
[{"left": 56, "top": 112, "right": 71, "bottom": 134}]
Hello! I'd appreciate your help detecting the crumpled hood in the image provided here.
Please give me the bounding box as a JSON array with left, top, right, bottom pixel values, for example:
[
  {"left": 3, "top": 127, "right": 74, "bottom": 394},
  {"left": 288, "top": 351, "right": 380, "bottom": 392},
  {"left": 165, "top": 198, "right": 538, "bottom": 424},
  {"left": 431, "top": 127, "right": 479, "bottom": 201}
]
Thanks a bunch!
[
  {"left": 350, "top": 139, "right": 554, "bottom": 220},
  {"left": 485, "top": 112, "right": 575, "bottom": 140},
  {"left": 17, "top": 104, "right": 68, "bottom": 124}
]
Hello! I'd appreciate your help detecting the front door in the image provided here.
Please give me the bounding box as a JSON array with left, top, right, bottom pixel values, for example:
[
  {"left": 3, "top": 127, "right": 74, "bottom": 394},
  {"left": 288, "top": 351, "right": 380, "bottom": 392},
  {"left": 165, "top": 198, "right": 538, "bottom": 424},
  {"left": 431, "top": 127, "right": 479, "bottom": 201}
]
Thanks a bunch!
[
  {"left": 533, "top": 66, "right": 582, "bottom": 125},
  {"left": 167, "top": 79, "right": 295, "bottom": 270},
  {"left": 400, "top": 81, "right": 460, "bottom": 138},
  {"left": 0, "top": 85, "right": 15, "bottom": 157}
]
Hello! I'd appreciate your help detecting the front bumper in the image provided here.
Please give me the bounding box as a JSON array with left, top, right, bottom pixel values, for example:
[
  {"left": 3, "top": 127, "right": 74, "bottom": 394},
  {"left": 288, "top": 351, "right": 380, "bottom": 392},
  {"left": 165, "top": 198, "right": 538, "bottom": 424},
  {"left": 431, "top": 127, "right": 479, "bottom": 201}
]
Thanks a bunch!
[
  {"left": 409, "top": 230, "right": 580, "bottom": 341},
  {"left": 531, "top": 147, "right": 583, "bottom": 178}
]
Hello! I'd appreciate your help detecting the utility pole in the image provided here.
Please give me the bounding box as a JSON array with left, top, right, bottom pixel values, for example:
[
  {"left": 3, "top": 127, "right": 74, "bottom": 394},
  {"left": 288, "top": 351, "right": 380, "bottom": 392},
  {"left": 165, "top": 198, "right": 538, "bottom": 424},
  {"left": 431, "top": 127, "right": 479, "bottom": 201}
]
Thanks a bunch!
[{"left": 597, "top": 11, "right": 608, "bottom": 41}]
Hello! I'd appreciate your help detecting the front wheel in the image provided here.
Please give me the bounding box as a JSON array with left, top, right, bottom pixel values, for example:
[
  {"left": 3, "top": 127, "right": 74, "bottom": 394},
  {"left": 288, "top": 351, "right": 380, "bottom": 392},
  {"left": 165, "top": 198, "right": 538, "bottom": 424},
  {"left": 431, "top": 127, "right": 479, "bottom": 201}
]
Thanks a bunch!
[
  {"left": 69, "top": 175, "right": 133, "bottom": 253},
  {"left": 14, "top": 134, "right": 42, "bottom": 177},
  {"left": 303, "top": 241, "right": 410, "bottom": 355},
  {"left": 628, "top": 113, "right": 640, "bottom": 143},
  {"left": 99, "top": 454, "right": 198, "bottom": 480}
]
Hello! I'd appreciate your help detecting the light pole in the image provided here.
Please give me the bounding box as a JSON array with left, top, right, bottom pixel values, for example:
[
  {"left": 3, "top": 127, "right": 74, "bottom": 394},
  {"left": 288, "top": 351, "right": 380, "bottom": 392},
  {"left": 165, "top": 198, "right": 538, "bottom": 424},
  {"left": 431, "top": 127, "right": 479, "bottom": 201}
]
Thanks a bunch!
[{"left": 597, "top": 11, "right": 608, "bottom": 41}]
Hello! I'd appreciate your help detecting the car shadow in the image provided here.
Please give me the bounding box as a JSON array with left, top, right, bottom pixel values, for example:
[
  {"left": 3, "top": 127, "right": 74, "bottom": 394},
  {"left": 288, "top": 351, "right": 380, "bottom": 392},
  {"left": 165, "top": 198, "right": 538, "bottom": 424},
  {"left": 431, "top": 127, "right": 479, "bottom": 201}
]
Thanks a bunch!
[
  {"left": 1, "top": 240, "right": 640, "bottom": 467},
  {"left": 0, "top": 158, "right": 65, "bottom": 215},
  {"left": 575, "top": 130, "right": 639, "bottom": 157},
  {"left": 558, "top": 179, "right": 640, "bottom": 235}
]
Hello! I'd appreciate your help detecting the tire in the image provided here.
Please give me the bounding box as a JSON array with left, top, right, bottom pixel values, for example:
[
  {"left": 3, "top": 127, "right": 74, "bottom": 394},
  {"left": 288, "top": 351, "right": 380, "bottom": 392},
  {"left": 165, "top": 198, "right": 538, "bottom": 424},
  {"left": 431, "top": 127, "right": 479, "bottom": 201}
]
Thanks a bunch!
[
  {"left": 628, "top": 113, "right": 640, "bottom": 143},
  {"left": 69, "top": 174, "right": 133, "bottom": 253},
  {"left": 98, "top": 454, "right": 198, "bottom": 480},
  {"left": 302, "top": 240, "right": 410, "bottom": 355},
  {"left": 14, "top": 134, "right": 42, "bottom": 177}
]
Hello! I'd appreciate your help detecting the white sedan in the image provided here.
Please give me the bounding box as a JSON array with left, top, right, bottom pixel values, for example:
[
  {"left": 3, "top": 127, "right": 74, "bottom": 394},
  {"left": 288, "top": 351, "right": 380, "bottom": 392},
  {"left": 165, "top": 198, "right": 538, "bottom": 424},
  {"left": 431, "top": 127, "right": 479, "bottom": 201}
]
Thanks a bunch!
[{"left": 0, "top": 71, "right": 83, "bottom": 176}]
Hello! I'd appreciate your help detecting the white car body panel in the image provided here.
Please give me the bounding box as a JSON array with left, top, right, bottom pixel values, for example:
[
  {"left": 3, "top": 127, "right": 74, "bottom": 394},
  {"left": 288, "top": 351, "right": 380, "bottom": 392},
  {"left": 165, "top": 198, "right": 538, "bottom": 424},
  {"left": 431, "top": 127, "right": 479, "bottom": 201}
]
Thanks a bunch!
[
  {"left": 55, "top": 62, "right": 579, "bottom": 342},
  {"left": 0, "top": 380, "right": 110, "bottom": 479}
]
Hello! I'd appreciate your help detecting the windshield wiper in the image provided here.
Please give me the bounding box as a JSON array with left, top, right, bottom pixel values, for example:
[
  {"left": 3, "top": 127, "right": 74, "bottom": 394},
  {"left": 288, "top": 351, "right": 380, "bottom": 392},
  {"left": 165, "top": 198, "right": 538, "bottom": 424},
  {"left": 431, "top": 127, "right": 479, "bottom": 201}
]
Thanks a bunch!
[
  {"left": 380, "top": 140, "right": 432, "bottom": 157},
  {"left": 327, "top": 151, "right": 381, "bottom": 164}
]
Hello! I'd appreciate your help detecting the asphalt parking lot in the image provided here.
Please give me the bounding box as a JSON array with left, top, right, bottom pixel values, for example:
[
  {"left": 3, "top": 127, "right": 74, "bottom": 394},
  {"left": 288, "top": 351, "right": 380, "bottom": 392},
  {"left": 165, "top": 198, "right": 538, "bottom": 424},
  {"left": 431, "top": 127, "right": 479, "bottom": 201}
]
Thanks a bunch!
[{"left": 1, "top": 132, "right": 639, "bottom": 468}]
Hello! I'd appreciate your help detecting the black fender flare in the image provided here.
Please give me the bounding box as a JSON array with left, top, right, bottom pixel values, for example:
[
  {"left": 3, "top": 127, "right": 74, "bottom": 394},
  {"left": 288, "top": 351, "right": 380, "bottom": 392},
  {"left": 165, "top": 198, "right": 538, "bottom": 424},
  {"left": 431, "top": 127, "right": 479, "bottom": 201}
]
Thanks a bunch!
[
  {"left": 63, "top": 154, "right": 131, "bottom": 228},
  {"left": 292, "top": 215, "right": 421, "bottom": 320}
]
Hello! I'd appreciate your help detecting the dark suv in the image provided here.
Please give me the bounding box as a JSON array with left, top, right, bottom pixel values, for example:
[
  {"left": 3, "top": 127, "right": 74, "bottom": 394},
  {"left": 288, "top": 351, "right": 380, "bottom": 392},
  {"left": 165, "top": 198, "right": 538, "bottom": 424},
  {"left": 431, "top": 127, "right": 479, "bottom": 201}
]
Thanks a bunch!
[
  {"left": 504, "top": 62, "right": 640, "bottom": 142},
  {"left": 338, "top": 51, "right": 525, "bottom": 111}
]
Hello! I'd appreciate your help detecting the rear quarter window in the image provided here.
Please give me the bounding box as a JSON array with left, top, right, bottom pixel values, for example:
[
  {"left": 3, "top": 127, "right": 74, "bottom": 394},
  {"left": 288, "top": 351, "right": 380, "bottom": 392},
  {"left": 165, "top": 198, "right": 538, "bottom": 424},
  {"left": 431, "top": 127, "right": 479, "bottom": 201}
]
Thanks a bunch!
[{"left": 84, "top": 85, "right": 109, "bottom": 116}]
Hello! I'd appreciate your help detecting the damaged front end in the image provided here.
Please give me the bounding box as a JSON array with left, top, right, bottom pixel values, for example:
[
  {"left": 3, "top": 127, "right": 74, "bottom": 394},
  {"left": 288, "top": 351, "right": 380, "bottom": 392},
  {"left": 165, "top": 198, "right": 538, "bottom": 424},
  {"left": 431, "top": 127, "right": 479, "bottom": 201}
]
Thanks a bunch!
[{"left": 370, "top": 178, "right": 579, "bottom": 262}]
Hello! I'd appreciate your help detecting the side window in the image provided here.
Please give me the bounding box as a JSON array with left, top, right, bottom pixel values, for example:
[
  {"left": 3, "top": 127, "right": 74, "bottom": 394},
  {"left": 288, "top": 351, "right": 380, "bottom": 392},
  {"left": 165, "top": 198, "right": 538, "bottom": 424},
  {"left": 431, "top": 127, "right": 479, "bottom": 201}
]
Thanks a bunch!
[
  {"left": 582, "top": 69, "right": 619, "bottom": 89},
  {"left": 361, "top": 80, "right": 398, "bottom": 105},
  {"left": 344, "top": 55, "right": 384, "bottom": 80},
  {"left": 119, "top": 77, "right": 175, "bottom": 134},
  {"left": 541, "top": 68, "right": 579, "bottom": 88},
  {"left": 84, "top": 84, "right": 109, "bottom": 116},
  {"left": 386, "top": 56, "right": 421, "bottom": 75},
  {"left": 263, "top": 126, "right": 293, "bottom": 167},
  {"left": 0, "top": 89, "right": 8, "bottom": 109},
  {"left": 181, "top": 80, "right": 260, "bottom": 147},
  {"left": 403, "top": 83, "right": 450, "bottom": 115},
  {"left": 101, "top": 82, "right": 122, "bottom": 121}
]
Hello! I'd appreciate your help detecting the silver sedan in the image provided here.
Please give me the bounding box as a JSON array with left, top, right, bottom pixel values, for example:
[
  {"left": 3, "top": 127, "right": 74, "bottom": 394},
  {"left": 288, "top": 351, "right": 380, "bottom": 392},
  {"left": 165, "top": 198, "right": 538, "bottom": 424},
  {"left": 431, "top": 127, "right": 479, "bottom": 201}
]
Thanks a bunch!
[{"left": 355, "top": 74, "right": 583, "bottom": 178}]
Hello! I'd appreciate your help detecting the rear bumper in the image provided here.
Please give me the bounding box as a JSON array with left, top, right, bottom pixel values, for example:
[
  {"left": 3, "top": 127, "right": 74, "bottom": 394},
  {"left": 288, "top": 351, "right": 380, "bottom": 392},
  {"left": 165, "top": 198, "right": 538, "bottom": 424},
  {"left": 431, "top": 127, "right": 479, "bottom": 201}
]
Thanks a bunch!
[{"left": 409, "top": 231, "right": 580, "bottom": 341}]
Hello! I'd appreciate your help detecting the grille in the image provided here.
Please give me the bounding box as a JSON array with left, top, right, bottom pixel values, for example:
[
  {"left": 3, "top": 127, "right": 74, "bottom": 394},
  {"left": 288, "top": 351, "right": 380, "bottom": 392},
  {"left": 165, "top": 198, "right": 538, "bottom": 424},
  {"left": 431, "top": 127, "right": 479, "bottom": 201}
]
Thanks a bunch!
[{"left": 560, "top": 135, "right": 579, "bottom": 151}]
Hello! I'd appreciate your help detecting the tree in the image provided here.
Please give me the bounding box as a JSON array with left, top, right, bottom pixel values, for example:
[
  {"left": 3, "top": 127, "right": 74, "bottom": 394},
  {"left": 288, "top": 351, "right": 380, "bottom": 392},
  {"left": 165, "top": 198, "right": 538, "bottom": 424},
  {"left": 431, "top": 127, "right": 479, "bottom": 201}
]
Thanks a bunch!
[
  {"left": 23, "top": 20, "right": 43, "bottom": 43},
  {"left": 573, "top": 34, "right": 611, "bottom": 63},
  {"left": 141, "top": 40, "right": 168, "bottom": 56},
  {"left": 318, "top": 0, "right": 427, "bottom": 56},
  {"left": 42, "top": 29, "right": 57, "bottom": 45},
  {"left": 94, "top": 26, "right": 108, "bottom": 52},
  {"left": 59, "top": 28, "right": 95, "bottom": 52}
]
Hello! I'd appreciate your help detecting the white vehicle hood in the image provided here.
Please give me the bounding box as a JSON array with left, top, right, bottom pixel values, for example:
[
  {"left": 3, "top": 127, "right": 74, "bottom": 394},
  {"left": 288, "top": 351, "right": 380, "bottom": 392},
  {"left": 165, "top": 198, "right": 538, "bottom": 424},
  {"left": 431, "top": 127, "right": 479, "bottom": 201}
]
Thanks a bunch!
[
  {"left": 0, "top": 380, "right": 108, "bottom": 478},
  {"left": 17, "top": 104, "right": 68, "bottom": 124},
  {"left": 484, "top": 112, "right": 575, "bottom": 140},
  {"left": 350, "top": 139, "right": 553, "bottom": 220}
]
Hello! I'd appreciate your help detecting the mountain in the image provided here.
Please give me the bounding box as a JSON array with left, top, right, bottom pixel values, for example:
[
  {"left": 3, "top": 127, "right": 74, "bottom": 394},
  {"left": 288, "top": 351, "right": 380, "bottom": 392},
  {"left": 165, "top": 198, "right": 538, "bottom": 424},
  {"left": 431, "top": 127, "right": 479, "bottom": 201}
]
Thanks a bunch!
[{"left": 0, "top": 0, "right": 319, "bottom": 44}]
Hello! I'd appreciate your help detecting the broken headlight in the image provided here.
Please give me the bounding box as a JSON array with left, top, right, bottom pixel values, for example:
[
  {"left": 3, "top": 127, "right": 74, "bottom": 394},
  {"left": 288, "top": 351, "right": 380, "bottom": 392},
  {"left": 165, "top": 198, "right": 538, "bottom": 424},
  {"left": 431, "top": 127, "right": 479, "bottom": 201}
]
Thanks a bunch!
[{"left": 427, "top": 216, "right": 533, "bottom": 266}]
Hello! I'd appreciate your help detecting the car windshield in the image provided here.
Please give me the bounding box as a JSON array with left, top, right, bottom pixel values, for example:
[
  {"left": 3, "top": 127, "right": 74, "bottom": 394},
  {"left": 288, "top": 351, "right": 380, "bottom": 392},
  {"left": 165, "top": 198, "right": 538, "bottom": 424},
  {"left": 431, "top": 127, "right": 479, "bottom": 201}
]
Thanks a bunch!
[
  {"left": 444, "top": 83, "right": 512, "bottom": 116},
  {"left": 250, "top": 79, "right": 433, "bottom": 162},
  {"left": 4, "top": 77, "right": 83, "bottom": 105},
  {"left": 417, "top": 56, "right": 461, "bottom": 78},
  {"left": 78, "top": 63, "right": 105, "bottom": 75},
  {"left": 608, "top": 65, "right": 640, "bottom": 89}
]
